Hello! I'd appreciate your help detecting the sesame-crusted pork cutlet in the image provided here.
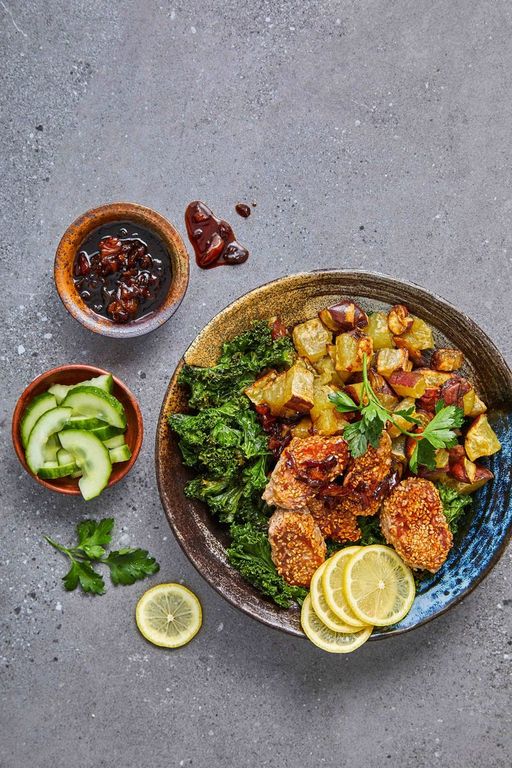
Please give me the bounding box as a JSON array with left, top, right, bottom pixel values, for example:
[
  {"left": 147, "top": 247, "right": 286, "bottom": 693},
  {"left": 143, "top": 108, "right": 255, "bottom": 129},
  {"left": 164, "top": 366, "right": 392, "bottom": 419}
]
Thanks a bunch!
[
  {"left": 307, "top": 496, "right": 361, "bottom": 543},
  {"left": 380, "top": 477, "right": 453, "bottom": 573},
  {"left": 262, "top": 435, "right": 349, "bottom": 509},
  {"left": 268, "top": 508, "right": 326, "bottom": 587},
  {"left": 337, "top": 432, "right": 393, "bottom": 517}
]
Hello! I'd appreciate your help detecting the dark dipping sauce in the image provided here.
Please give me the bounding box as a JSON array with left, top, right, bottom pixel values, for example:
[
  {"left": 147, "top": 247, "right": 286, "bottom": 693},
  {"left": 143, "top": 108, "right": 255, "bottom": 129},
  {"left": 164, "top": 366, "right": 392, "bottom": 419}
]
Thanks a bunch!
[
  {"left": 235, "top": 203, "right": 251, "bottom": 218},
  {"left": 72, "top": 221, "right": 171, "bottom": 323},
  {"left": 185, "top": 201, "right": 249, "bottom": 269}
]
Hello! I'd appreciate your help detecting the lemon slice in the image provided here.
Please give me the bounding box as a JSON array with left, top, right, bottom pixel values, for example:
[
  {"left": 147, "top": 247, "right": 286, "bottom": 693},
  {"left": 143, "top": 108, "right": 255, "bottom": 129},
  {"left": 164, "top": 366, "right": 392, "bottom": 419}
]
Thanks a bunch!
[
  {"left": 322, "top": 546, "right": 367, "bottom": 628},
  {"left": 136, "top": 583, "right": 202, "bottom": 648},
  {"left": 343, "top": 545, "right": 415, "bottom": 627},
  {"left": 310, "top": 560, "right": 366, "bottom": 633},
  {"left": 301, "top": 595, "right": 373, "bottom": 653}
]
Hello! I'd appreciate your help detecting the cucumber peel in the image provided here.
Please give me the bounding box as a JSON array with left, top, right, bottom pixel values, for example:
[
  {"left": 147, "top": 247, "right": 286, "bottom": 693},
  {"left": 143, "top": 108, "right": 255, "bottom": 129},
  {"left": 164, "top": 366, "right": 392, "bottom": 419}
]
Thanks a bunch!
[
  {"left": 25, "top": 407, "right": 73, "bottom": 473},
  {"left": 109, "top": 444, "right": 132, "bottom": 463},
  {"left": 20, "top": 392, "right": 57, "bottom": 448},
  {"left": 61, "top": 386, "right": 126, "bottom": 430},
  {"left": 48, "top": 374, "right": 114, "bottom": 404}
]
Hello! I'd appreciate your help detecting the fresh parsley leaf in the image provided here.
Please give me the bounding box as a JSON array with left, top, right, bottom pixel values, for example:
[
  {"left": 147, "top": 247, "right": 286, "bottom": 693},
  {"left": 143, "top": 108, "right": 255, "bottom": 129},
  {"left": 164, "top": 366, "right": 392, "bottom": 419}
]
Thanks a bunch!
[
  {"left": 44, "top": 519, "right": 159, "bottom": 596},
  {"left": 103, "top": 548, "right": 160, "bottom": 586},
  {"left": 410, "top": 439, "right": 436, "bottom": 473},
  {"left": 394, "top": 406, "right": 421, "bottom": 426},
  {"left": 63, "top": 560, "right": 106, "bottom": 595},
  {"left": 328, "top": 390, "right": 360, "bottom": 413},
  {"left": 343, "top": 420, "right": 369, "bottom": 457}
]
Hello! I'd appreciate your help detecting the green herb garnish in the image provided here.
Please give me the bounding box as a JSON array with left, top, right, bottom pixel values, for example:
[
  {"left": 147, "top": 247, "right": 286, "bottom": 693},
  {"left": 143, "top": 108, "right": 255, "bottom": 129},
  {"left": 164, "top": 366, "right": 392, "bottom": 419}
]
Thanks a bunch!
[
  {"left": 45, "top": 518, "right": 159, "bottom": 595},
  {"left": 436, "top": 482, "right": 472, "bottom": 534},
  {"left": 329, "top": 354, "right": 465, "bottom": 472}
]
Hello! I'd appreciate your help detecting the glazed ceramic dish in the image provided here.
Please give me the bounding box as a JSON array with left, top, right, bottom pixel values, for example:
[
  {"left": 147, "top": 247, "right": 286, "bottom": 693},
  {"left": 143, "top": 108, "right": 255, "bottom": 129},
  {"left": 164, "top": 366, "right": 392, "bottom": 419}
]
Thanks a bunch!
[
  {"left": 54, "top": 202, "right": 189, "bottom": 338},
  {"left": 156, "top": 271, "right": 512, "bottom": 638},
  {"left": 12, "top": 364, "right": 143, "bottom": 495}
]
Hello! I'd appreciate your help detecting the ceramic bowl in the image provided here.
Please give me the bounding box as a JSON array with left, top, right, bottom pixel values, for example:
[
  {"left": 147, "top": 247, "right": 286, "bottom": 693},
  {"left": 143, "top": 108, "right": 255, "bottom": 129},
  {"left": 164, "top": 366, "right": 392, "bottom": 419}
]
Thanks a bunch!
[
  {"left": 156, "top": 271, "right": 512, "bottom": 638},
  {"left": 12, "top": 364, "right": 143, "bottom": 495},
  {"left": 54, "top": 202, "right": 189, "bottom": 338}
]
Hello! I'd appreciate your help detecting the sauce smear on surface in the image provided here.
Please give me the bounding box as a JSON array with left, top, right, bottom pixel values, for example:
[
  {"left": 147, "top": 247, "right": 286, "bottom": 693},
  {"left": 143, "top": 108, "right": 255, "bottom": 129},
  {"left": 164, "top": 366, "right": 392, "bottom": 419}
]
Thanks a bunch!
[
  {"left": 185, "top": 201, "right": 249, "bottom": 269},
  {"left": 235, "top": 203, "right": 251, "bottom": 218}
]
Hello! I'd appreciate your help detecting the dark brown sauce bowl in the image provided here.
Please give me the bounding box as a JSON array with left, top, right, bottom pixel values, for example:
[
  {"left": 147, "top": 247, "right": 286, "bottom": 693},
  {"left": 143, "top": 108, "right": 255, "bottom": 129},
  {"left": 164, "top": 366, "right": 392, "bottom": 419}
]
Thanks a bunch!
[
  {"left": 54, "top": 202, "right": 189, "bottom": 338},
  {"left": 12, "top": 364, "right": 143, "bottom": 496}
]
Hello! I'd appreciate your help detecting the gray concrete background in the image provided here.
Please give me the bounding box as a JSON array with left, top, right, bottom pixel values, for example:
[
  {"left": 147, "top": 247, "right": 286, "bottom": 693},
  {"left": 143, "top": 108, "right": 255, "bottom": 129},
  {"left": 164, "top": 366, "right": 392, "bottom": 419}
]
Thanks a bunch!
[{"left": 1, "top": 1, "right": 511, "bottom": 766}]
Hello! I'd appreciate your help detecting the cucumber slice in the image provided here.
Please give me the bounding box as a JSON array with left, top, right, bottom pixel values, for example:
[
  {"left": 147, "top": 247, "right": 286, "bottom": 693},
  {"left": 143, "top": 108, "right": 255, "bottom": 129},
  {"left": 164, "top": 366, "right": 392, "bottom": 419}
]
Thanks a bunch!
[
  {"left": 58, "top": 430, "right": 112, "bottom": 500},
  {"left": 20, "top": 393, "right": 57, "bottom": 448},
  {"left": 103, "top": 434, "right": 126, "bottom": 449},
  {"left": 48, "top": 373, "right": 114, "bottom": 404},
  {"left": 89, "top": 423, "right": 125, "bottom": 441},
  {"left": 61, "top": 386, "right": 126, "bottom": 429},
  {"left": 71, "top": 469, "right": 83, "bottom": 478},
  {"left": 62, "top": 415, "right": 106, "bottom": 430},
  {"left": 109, "top": 444, "right": 132, "bottom": 463},
  {"left": 43, "top": 434, "right": 60, "bottom": 462},
  {"left": 38, "top": 460, "right": 78, "bottom": 479},
  {"left": 57, "top": 448, "right": 75, "bottom": 465},
  {"left": 25, "top": 407, "right": 73, "bottom": 474}
]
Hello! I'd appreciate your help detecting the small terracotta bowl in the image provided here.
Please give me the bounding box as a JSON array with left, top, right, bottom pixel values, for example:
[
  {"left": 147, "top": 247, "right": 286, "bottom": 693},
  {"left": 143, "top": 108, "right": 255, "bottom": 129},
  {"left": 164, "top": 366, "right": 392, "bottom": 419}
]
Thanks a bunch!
[
  {"left": 12, "top": 364, "right": 143, "bottom": 496},
  {"left": 54, "top": 202, "right": 189, "bottom": 338}
]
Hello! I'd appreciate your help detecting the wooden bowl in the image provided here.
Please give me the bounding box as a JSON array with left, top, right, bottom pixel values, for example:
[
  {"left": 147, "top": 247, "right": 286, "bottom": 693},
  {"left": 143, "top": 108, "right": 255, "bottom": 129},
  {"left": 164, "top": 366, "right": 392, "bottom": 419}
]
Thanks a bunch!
[
  {"left": 54, "top": 202, "right": 189, "bottom": 338},
  {"left": 12, "top": 364, "right": 143, "bottom": 495},
  {"left": 156, "top": 270, "right": 512, "bottom": 638}
]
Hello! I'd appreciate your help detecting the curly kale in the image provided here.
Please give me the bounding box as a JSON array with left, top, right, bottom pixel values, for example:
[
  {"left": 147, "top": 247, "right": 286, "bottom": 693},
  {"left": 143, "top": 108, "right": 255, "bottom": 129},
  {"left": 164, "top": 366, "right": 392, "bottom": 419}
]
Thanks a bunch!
[
  {"left": 170, "top": 321, "right": 303, "bottom": 606},
  {"left": 227, "top": 523, "right": 307, "bottom": 608},
  {"left": 436, "top": 482, "right": 472, "bottom": 535},
  {"left": 178, "top": 320, "right": 295, "bottom": 409}
]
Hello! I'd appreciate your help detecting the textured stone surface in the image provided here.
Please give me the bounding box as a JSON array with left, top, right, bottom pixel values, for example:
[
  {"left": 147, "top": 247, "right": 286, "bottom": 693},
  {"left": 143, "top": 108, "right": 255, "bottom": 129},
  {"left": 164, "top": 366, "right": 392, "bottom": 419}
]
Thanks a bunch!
[{"left": 1, "top": 2, "right": 511, "bottom": 767}]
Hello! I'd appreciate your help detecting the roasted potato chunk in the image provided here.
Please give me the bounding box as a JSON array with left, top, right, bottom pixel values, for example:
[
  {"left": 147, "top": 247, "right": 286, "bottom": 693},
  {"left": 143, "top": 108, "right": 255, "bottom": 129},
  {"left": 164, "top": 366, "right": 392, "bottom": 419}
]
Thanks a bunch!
[
  {"left": 431, "top": 348, "right": 464, "bottom": 372},
  {"left": 376, "top": 348, "right": 409, "bottom": 379},
  {"left": 442, "top": 466, "right": 494, "bottom": 495},
  {"left": 465, "top": 415, "right": 501, "bottom": 462},
  {"left": 314, "top": 354, "right": 349, "bottom": 387},
  {"left": 387, "top": 304, "right": 413, "bottom": 336},
  {"left": 468, "top": 393, "right": 487, "bottom": 417},
  {"left": 310, "top": 383, "right": 348, "bottom": 435},
  {"left": 335, "top": 331, "right": 373, "bottom": 373},
  {"left": 318, "top": 299, "right": 368, "bottom": 332},
  {"left": 292, "top": 318, "right": 332, "bottom": 363},
  {"left": 344, "top": 381, "right": 366, "bottom": 405},
  {"left": 393, "top": 337, "right": 428, "bottom": 367},
  {"left": 414, "top": 368, "right": 455, "bottom": 388},
  {"left": 400, "top": 316, "right": 434, "bottom": 351},
  {"left": 245, "top": 362, "right": 314, "bottom": 416},
  {"left": 387, "top": 397, "right": 417, "bottom": 438},
  {"left": 368, "top": 370, "right": 399, "bottom": 410},
  {"left": 291, "top": 417, "right": 313, "bottom": 438},
  {"left": 388, "top": 370, "right": 426, "bottom": 399},
  {"left": 364, "top": 311, "right": 395, "bottom": 350}
]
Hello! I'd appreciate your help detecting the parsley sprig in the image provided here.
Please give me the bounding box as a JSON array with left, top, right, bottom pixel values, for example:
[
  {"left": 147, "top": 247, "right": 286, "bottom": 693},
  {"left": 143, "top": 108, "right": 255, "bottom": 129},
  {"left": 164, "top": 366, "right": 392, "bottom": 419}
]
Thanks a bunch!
[
  {"left": 329, "top": 354, "right": 464, "bottom": 472},
  {"left": 45, "top": 518, "right": 160, "bottom": 595}
]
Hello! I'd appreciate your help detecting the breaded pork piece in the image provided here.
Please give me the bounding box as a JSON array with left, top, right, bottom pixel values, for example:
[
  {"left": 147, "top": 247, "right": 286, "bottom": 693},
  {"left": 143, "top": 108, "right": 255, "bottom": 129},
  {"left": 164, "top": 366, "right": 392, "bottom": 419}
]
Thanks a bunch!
[
  {"left": 307, "top": 496, "right": 361, "bottom": 543},
  {"left": 380, "top": 477, "right": 453, "bottom": 573},
  {"left": 338, "top": 432, "right": 393, "bottom": 517},
  {"left": 262, "top": 435, "right": 349, "bottom": 510},
  {"left": 268, "top": 508, "right": 326, "bottom": 587}
]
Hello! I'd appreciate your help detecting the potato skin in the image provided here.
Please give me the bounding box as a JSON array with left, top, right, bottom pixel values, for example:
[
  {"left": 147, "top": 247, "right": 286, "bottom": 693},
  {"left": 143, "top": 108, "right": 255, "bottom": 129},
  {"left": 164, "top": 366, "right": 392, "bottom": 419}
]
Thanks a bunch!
[
  {"left": 431, "top": 348, "right": 464, "bottom": 372},
  {"left": 387, "top": 304, "right": 414, "bottom": 336}
]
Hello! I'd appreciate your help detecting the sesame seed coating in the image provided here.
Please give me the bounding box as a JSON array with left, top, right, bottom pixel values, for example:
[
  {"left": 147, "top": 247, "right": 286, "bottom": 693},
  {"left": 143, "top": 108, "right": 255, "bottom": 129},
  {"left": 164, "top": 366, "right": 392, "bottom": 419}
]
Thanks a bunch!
[
  {"left": 339, "top": 432, "right": 393, "bottom": 517},
  {"left": 268, "top": 508, "right": 326, "bottom": 587}
]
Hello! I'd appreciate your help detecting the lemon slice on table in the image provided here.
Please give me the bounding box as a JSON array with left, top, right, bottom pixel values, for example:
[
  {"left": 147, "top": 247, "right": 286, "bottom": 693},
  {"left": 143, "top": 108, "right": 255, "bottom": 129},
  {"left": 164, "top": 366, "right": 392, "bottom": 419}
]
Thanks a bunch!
[
  {"left": 310, "top": 560, "right": 366, "bottom": 633},
  {"left": 322, "top": 547, "right": 367, "bottom": 628},
  {"left": 136, "top": 584, "right": 202, "bottom": 648},
  {"left": 301, "top": 595, "right": 373, "bottom": 653},
  {"left": 343, "top": 545, "right": 415, "bottom": 627}
]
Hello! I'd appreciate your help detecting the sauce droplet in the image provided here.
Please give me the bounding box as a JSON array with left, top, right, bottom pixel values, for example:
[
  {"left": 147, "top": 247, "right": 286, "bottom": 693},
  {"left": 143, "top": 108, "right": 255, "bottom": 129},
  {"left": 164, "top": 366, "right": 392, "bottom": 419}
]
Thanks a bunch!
[
  {"left": 185, "top": 201, "right": 249, "bottom": 269},
  {"left": 235, "top": 203, "right": 251, "bottom": 218}
]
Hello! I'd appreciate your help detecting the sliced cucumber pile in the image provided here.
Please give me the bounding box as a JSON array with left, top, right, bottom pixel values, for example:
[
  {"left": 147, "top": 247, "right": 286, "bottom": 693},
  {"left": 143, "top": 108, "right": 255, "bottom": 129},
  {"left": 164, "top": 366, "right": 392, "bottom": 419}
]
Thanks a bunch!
[{"left": 19, "top": 371, "right": 133, "bottom": 500}]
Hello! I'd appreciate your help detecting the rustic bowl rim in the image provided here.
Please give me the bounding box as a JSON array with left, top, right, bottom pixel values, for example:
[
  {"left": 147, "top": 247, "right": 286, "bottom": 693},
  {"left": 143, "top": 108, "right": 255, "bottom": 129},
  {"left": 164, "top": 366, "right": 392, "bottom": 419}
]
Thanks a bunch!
[
  {"left": 12, "top": 363, "right": 143, "bottom": 495},
  {"left": 54, "top": 201, "right": 190, "bottom": 338},
  {"left": 156, "top": 269, "right": 512, "bottom": 639}
]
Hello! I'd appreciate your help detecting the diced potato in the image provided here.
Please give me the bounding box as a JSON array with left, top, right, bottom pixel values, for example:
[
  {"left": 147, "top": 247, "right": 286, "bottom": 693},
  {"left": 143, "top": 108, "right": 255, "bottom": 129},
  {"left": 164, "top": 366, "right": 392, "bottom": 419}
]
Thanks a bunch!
[
  {"left": 310, "top": 383, "right": 348, "bottom": 435},
  {"left": 388, "top": 370, "right": 426, "bottom": 399},
  {"left": 414, "top": 368, "right": 455, "bottom": 388},
  {"left": 391, "top": 434, "right": 407, "bottom": 462},
  {"left": 292, "top": 318, "right": 332, "bottom": 363},
  {"left": 465, "top": 415, "right": 501, "bottom": 462},
  {"left": 387, "top": 397, "right": 417, "bottom": 438},
  {"left": 368, "top": 370, "right": 399, "bottom": 410},
  {"left": 393, "top": 337, "right": 428, "bottom": 367},
  {"left": 318, "top": 299, "right": 368, "bottom": 332},
  {"left": 462, "top": 388, "right": 476, "bottom": 416},
  {"left": 431, "top": 348, "right": 464, "bottom": 372},
  {"left": 335, "top": 331, "right": 373, "bottom": 373},
  {"left": 434, "top": 448, "right": 450, "bottom": 469},
  {"left": 245, "top": 362, "right": 314, "bottom": 416},
  {"left": 364, "top": 312, "right": 395, "bottom": 350},
  {"left": 376, "top": 348, "right": 409, "bottom": 379},
  {"left": 314, "top": 355, "right": 349, "bottom": 387},
  {"left": 442, "top": 467, "right": 494, "bottom": 494},
  {"left": 291, "top": 417, "right": 313, "bottom": 438},
  {"left": 387, "top": 304, "right": 413, "bottom": 336},
  {"left": 244, "top": 371, "right": 278, "bottom": 406},
  {"left": 468, "top": 393, "right": 487, "bottom": 417},
  {"left": 417, "top": 387, "right": 440, "bottom": 413},
  {"left": 450, "top": 456, "right": 479, "bottom": 484},
  {"left": 344, "top": 381, "right": 366, "bottom": 405},
  {"left": 400, "top": 316, "right": 434, "bottom": 350}
]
